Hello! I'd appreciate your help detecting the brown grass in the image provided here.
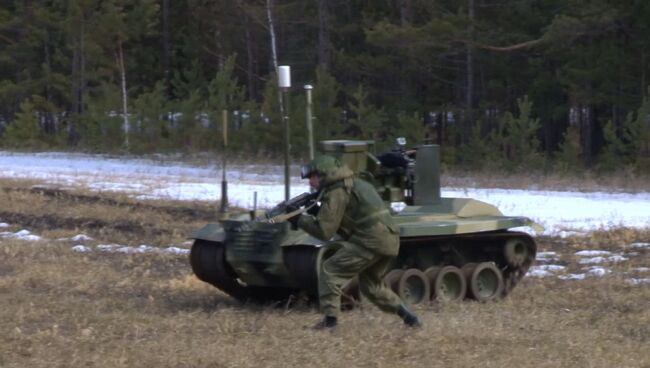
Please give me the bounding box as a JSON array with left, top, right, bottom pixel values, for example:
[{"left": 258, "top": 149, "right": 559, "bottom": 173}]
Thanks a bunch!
[
  {"left": 1, "top": 178, "right": 649, "bottom": 368},
  {"left": 0, "top": 179, "right": 221, "bottom": 246},
  {"left": 1, "top": 239, "right": 649, "bottom": 368}
]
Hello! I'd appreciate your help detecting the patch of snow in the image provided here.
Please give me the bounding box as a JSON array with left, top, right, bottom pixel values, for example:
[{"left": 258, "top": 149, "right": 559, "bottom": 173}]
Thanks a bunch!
[
  {"left": 92, "top": 243, "right": 189, "bottom": 255},
  {"left": 87, "top": 182, "right": 149, "bottom": 193},
  {"left": 608, "top": 255, "right": 628, "bottom": 262},
  {"left": 560, "top": 267, "right": 611, "bottom": 280},
  {"left": 72, "top": 245, "right": 92, "bottom": 253},
  {"left": 0, "top": 222, "right": 9, "bottom": 228},
  {"left": 584, "top": 266, "right": 611, "bottom": 277},
  {"left": 528, "top": 264, "right": 566, "bottom": 278},
  {"left": 71, "top": 234, "right": 94, "bottom": 242},
  {"left": 625, "top": 278, "right": 650, "bottom": 285},
  {"left": 578, "top": 255, "right": 627, "bottom": 264},
  {"left": 97, "top": 244, "right": 119, "bottom": 252},
  {"left": 57, "top": 234, "right": 94, "bottom": 242},
  {"left": 629, "top": 242, "right": 650, "bottom": 249},
  {"left": 115, "top": 245, "right": 156, "bottom": 254},
  {"left": 558, "top": 230, "right": 588, "bottom": 238},
  {"left": 19, "top": 234, "right": 42, "bottom": 241},
  {"left": 14, "top": 230, "right": 30, "bottom": 237},
  {"left": 536, "top": 251, "right": 559, "bottom": 261},
  {"left": 0, "top": 229, "right": 42, "bottom": 241},
  {"left": 632, "top": 267, "right": 650, "bottom": 272},
  {"left": 578, "top": 257, "right": 604, "bottom": 264},
  {"left": 534, "top": 264, "right": 566, "bottom": 271},
  {"left": 575, "top": 250, "right": 612, "bottom": 257},
  {"left": 528, "top": 269, "right": 554, "bottom": 278},
  {"left": 559, "top": 273, "right": 586, "bottom": 280},
  {"left": 164, "top": 246, "right": 190, "bottom": 255}
]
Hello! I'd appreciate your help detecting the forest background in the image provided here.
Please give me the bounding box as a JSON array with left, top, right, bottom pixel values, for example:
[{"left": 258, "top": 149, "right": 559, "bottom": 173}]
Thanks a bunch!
[{"left": 2, "top": 0, "right": 650, "bottom": 173}]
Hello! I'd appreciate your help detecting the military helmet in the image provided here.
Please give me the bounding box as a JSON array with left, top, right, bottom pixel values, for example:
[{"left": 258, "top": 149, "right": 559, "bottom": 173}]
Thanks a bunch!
[{"left": 300, "top": 155, "right": 341, "bottom": 179}]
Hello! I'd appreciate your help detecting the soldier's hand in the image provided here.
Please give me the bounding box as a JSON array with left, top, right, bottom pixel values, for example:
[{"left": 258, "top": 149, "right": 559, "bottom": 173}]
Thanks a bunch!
[{"left": 287, "top": 213, "right": 300, "bottom": 230}]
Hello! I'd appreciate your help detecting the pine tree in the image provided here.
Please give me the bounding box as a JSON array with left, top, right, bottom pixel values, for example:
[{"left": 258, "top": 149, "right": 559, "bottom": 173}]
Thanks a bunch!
[
  {"left": 393, "top": 112, "right": 426, "bottom": 148},
  {"left": 348, "top": 85, "right": 387, "bottom": 145},
  {"left": 2, "top": 99, "right": 41, "bottom": 149},
  {"left": 205, "top": 55, "right": 245, "bottom": 151},
  {"left": 312, "top": 66, "right": 341, "bottom": 140},
  {"left": 555, "top": 125, "right": 582, "bottom": 173},
  {"left": 619, "top": 87, "right": 650, "bottom": 171},
  {"left": 79, "top": 82, "right": 123, "bottom": 152},
  {"left": 259, "top": 73, "right": 283, "bottom": 154},
  {"left": 498, "top": 96, "right": 542, "bottom": 169},
  {"left": 131, "top": 81, "right": 169, "bottom": 152}
]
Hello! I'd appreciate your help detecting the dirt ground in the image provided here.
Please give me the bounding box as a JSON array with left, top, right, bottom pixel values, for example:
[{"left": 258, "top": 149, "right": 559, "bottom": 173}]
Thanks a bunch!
[{"left": 1, "top": 180, "right": 649, "bottom": 368}]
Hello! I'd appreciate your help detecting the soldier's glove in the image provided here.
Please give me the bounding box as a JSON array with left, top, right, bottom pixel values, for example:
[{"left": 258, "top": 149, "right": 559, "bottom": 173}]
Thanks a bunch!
[
  {"left": 287, "top": 213, "right": 300, "bottom": 230},
  {"left": 306, "top": 200, "right": 320, "bottom": 216}
]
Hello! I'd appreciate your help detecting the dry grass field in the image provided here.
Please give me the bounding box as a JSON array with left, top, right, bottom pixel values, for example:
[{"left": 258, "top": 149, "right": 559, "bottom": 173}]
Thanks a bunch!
[{"left": 1, "top": 178, "right": 649, "bottom": 368}]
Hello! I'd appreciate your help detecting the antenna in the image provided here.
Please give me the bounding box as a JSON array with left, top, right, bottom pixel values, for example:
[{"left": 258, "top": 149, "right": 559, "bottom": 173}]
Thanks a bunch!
[
  {"left": 278, "top": 65, "right": 291, "bottom": 201},
  {"left": 219, "top": 109, "right": 229, "bottom": 219},
  {"left": 305, "top": 84, "right": 314, "bottom": 160}
]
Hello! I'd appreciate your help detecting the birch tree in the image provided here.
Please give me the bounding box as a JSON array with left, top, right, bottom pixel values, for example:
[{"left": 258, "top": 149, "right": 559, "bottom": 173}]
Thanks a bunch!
[{"left": 98, "top": 0, "right": 158, "bottom": 150}]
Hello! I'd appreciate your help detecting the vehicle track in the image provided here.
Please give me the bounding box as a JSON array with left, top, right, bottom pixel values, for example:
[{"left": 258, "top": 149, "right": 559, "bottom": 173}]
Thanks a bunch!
[
  {"left": 2, "top": 186, "right": 219, "bottom": 221},
  {"left": 0, "top": 210, "right": 171, "bottom": 237},
  {"left": 0, "top": 186, "right": 216, "bottom": 242}
]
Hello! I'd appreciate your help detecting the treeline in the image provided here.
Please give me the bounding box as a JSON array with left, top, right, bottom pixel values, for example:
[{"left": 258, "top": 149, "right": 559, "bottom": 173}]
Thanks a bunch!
[{"left": 1, "top": 1, "right": 650, "bottom": 172}]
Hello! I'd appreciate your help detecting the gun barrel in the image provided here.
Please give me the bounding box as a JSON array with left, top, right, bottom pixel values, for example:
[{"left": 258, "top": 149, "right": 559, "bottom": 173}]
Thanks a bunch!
[{"left": 262, "top": 192, "right": 318, "bottom": 220}]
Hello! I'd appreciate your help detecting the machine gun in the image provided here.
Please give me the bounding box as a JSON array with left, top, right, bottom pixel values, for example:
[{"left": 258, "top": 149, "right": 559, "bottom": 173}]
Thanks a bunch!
[{"left": 262, "top": 191, "right": 321, "bottom": 223}]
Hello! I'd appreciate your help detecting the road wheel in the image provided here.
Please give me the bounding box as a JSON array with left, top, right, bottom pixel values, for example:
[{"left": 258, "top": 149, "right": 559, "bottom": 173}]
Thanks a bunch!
[
  {"left": 428, "top": 266, "right": 466, "bottom": 303},
  {"left": 465, "top": 262, "right": 504, "bottom": 302},
  {"left": 383, "top": 269, "right": 404, "bottom": 293},
  {"left": 397, "top": 269, "right": 430, "bottom": 305},
  {"left": 461, "top": 262, "right": 479, "bottom": 280},
  {"left": 504, "top": 238, "right": 530, "bottom": 267}
]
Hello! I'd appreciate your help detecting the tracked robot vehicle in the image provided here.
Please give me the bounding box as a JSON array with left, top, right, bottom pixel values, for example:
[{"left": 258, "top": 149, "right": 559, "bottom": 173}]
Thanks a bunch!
[{"left": 190, "top": 140, "right": 541, "bottom": 305}]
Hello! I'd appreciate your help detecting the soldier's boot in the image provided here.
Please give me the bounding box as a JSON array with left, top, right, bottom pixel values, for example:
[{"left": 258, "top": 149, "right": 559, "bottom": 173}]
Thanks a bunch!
[
  {"left": 397, "top": 305, "right": 422, "bottom": 328},
  {"left": 312, "top": 315, "right": 338, "bottom": 330}
]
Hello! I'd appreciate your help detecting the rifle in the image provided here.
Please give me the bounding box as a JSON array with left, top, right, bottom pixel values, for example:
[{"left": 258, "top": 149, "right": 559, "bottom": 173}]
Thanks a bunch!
[{"left": 262, "top": 191, "right": 321, "bottom": 223}]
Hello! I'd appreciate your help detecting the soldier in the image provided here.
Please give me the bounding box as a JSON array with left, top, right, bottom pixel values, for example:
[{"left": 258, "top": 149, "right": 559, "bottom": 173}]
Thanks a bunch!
[{"left": 289, "top": 155, "right": 421, "bottom": 330}]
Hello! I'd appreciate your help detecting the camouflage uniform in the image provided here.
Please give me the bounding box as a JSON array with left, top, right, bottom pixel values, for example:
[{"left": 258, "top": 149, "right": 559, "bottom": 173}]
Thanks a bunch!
[{"left": 297, "top": 158, "right": 405, "bottom": 318}]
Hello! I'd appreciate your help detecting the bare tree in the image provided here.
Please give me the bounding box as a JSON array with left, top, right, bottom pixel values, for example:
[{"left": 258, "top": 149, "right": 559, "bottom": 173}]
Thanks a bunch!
[
  {"left": 316, "top": 0, "right": 330, "bottom": 70},
  {"left": 266, "top": 0, "right": 278, "bottom": 71},
  {"left": 243, "top": 14, "right": 256, "bottom": 100},
  {"left": 464, "top": 0, "right": 475, "bottom": 143},
  {"left": 162, "top": 0, "right": 171, "bottom": 97},
  {"left": 117, "top": 41, "right": 129, "bottom": 150},
  {"left": 69, "top": 7, "right": 86, "bottom": 145},
  {"left": 398, "top": 0, "right": 412, "bottom": 26}
]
